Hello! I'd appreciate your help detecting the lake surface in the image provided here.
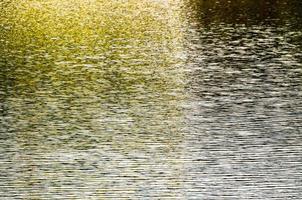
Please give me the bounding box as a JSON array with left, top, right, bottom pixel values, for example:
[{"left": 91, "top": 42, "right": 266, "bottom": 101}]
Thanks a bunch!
[{"left": 0, "top": 0, "right": 301, "bottom": 199}]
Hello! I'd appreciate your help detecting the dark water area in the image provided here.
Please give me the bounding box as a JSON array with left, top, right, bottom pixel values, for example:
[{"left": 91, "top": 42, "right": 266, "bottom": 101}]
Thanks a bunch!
[
  {"left": 186, "top": 0, "right": 302, "bottom": 27},
  {"left": 0, "top": 0, "right": 301, "bottom": 199}
]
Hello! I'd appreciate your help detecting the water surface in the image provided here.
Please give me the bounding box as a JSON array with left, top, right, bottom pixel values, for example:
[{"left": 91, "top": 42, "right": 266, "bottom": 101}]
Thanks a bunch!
[{"left": 0, "top": 0, "right": 301, "bottom": 199}]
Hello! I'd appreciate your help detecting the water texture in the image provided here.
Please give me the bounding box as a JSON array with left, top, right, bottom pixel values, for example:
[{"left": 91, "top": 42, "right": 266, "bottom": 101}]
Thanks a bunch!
[{"left": 0, "top": 0, "right": 301, "bottom": 199}]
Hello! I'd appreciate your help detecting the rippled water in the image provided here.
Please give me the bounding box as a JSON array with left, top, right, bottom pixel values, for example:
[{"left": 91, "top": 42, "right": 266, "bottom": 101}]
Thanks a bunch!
[{"left": 0, "top": 0, "right": 301, "bottom": 199}]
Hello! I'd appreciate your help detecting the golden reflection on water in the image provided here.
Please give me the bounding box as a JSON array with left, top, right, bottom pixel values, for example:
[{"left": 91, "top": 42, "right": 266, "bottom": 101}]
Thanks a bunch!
[{"left": 0, "top": 0, "right": 187, "bottom": 199}]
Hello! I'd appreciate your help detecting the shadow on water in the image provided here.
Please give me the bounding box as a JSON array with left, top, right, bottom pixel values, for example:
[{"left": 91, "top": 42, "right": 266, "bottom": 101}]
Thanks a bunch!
[
  {"left": 0, "top": 0, "right": 302, "bottom": 199},
  {"left": 185, "top": 0, "right": 302, "bottom": 27}
]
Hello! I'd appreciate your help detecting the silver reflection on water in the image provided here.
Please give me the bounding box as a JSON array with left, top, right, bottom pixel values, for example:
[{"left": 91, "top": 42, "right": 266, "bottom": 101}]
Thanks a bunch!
[{"left": 1, "top": 0, "right": 302, "bottom": 199}]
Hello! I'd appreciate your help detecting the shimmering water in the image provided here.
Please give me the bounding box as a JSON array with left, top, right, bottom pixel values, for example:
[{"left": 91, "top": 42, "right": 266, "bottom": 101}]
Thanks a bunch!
[{"left": 0, "top": 0, "right": 301, "bottom": 199}]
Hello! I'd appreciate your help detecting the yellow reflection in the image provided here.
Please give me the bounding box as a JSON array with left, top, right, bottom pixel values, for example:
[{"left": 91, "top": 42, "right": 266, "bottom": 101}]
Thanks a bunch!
[
  {"left": 5, "top": 0, "right": 183, "bottom": 48},
  {"left": 2, "top": 0, "right": 185, "bottom": 94}
]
